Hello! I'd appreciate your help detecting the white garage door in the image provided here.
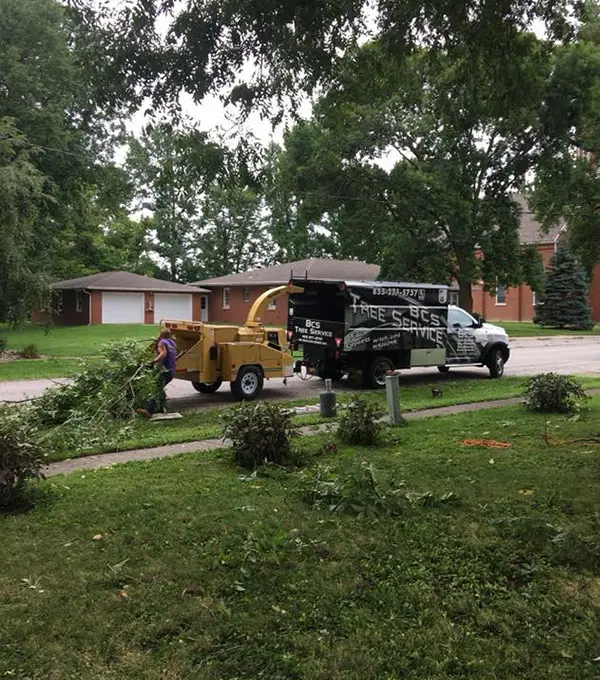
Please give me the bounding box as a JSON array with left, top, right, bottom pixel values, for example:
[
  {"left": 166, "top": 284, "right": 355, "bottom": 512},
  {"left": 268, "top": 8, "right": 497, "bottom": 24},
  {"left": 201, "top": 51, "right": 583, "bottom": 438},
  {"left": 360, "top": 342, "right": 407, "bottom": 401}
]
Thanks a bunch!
[
  {"left": 154, "top": 294, "right": 193, "bottom": 322},
  {"left": 102, "top": 292, "right": 144, "bottom": 324}
]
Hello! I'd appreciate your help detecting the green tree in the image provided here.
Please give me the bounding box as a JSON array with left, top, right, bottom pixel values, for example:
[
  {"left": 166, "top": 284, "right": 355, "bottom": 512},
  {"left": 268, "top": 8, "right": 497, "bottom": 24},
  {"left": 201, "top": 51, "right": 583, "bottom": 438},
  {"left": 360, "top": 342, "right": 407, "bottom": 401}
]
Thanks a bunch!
[
  {"left": 126, "top": 123, "right": 225, "bottom": 281},
  {"left": 0, "top": 0, "right": 128, "bottom": 319},
  {"left": 262, "top": 142, "right": 335, "bottom": 262},
  {"left": 69, "top": 0, "right": 578, "bottom": 118},
  {"left": 535, "top": 246, "right": 593, "bottom": 329},
  {"left": 0, "top": 119, "right": 49, "bottom": 323},
  {"left": 191, "top": 184, "right": 271, "bottom": 279},
  {"left": 531, "top": 2, "right": 600, "bottom": 277},
  {"left": 278, "top": 38, "right": 549, "bottom": 308}
]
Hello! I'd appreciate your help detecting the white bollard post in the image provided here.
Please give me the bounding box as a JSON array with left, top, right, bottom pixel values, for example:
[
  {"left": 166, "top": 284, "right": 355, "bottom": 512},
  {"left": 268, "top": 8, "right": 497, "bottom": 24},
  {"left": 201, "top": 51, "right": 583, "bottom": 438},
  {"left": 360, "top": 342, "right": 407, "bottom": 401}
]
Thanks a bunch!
[{"left": 385, "top": 372, "right": 403, "bottom": 425}]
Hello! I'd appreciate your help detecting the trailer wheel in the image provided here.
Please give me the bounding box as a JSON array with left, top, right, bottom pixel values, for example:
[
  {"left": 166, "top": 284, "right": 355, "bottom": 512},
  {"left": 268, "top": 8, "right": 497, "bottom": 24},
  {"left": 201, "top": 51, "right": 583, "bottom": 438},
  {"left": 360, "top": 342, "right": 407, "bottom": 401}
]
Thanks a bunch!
[
  {"left": 437, "top": 366, "right": 450, "bottom": 374},
  {"left": 364, "top": 356, "right": 395, "bottom": 389},
  {"left": 231, "top": 366, "right": 264, "bottom": 401},
  {"left": 487, "top": 349, "right": 505, "bottom": 378},
  {"left": 192, "top": 380, "right": 222, "bottom": 394}
]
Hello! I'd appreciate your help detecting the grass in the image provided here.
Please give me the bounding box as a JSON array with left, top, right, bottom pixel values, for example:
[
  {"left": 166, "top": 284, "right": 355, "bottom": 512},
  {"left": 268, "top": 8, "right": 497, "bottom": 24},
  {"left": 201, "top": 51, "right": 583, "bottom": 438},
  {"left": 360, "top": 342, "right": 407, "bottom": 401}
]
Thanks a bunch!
[
  {"left": 498, "top": 321, "right": 600, "bottom": 337},
  {"left": 2, "top": 402, "right": 600, "bottom": 679},
  {"left": 40, "top": 375, "right": 600, "bottom": 463},
  {"left": 0, "top": 358, "right": 89, "bottom": 382},
  {"left": 0, "top": 323, "right": 157, "bottom": 357}
]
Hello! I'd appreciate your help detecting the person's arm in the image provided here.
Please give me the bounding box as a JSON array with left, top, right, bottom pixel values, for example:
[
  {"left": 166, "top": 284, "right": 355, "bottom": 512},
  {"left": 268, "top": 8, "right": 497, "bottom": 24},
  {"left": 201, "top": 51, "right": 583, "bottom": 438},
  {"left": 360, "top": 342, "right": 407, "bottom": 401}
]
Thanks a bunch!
[{"left": 154, "top": 340, "right": 167, "bottom": 364}]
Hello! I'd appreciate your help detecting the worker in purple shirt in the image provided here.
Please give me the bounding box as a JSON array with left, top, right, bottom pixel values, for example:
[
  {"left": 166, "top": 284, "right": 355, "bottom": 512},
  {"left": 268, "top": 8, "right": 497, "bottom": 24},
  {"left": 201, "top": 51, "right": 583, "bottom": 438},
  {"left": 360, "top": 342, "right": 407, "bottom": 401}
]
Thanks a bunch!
[{"left": 137, "top": 329, "right": 177, "bottom": 419}]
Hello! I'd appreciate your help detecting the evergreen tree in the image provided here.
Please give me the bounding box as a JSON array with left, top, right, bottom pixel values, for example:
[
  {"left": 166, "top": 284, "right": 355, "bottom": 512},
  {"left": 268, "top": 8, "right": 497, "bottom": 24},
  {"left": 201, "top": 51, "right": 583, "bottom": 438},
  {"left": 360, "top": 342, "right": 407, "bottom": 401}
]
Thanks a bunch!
[{"left": 535, "top": 246, "right": 594, "bottom": 329}]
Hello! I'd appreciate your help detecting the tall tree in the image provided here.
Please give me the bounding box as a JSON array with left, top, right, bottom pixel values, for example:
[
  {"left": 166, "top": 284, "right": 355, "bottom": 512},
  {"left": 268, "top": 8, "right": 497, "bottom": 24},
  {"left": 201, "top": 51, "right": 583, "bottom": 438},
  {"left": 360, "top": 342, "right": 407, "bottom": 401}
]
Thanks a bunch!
[
  {"left": 0, "top": 0, "right": 128, "bottom": 319},
  {"left": 126, "top": 123, "right": 225, "bottom": 281},
  {"left": 531, "top": 1, "right": 600, "bottom": 277},
  {"left": 190, "top": 184, "right": 271, "bottom": 280},
  {"left": 69, "top": 0, "right": 578, "bottom": 120},
  {"left": 262, "top": 142, "right": 336, "bottom": 262},
  {"left": 278, "top": 38, "right": 550, "bottom": 308},
  {"left": 0, "top": 119, "right": 49, "bottom": 323}
]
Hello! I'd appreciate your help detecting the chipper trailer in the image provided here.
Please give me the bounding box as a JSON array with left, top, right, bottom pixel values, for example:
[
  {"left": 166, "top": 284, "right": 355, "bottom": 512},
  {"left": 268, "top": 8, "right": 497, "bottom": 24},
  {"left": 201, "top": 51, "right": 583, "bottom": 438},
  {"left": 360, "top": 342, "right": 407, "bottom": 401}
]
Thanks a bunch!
[{"left": 159, "top": 284, "right": 303, "bottom": 401}]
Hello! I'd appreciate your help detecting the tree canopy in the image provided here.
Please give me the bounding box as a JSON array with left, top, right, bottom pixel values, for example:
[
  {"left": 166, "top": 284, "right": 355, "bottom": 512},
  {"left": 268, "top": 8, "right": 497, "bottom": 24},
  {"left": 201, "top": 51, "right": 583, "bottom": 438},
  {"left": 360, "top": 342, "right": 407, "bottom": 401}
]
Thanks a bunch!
[{"left": 67, "top": 0, "right": 581, "bottom": 122}]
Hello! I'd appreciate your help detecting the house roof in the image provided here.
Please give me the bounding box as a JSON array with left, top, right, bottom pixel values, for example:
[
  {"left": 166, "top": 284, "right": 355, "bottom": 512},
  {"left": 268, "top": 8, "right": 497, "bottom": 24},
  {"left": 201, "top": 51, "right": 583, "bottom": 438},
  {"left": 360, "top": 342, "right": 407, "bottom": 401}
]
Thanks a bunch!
[
  {"left": 514, "top": 194, "right": 565, "bottom": 245},
  {"left": 193, "top": 258, "right": 381, "bottom": 287},
  {"left": 52, "top": 271, "right": 210, "bottom": 294}
]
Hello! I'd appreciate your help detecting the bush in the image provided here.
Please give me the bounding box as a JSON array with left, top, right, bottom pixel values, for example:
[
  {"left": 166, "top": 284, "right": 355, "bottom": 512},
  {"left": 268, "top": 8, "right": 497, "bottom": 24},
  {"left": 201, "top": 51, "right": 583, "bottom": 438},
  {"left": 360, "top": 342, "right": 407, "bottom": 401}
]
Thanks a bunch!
[
  {"left": 20, "top": 343, "right": 40, "bottom": 359},
  {"left": 0, "top": 337, "right": 6, "bottom": 352},
  {"left": 222, "top": 402, "right": 299, "bottom": 469},
  {"left": 0, "top": 408, "right": 44, "bottom": 509},
  {"left": 522, "top": 373, "right": 587, "bottom": 413},
  {"left": 338, "top": 397, "right": 382, "bottom": 445}
]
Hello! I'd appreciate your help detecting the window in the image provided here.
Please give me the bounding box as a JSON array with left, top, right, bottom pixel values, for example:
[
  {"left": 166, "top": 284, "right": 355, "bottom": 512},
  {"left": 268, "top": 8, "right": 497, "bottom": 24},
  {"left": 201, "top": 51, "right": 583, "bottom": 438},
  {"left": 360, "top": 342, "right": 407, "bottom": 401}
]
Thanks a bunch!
[
  {"left": 449, "top": 291, "right": 460, "bottom": 306},
  {"left": 222, "top": 287, "right": 231, "bottom": 309},
  {"left": 267, "top": 298, "right": 277, "bottom": 311},
  {"left": 532, "top": 292, "right": 536, "bottom": 308},
  {"left": 448, "top": 307, "right": 477, "bottom": 329},
  {"left": 496, "top": 283, "right": 507, "bottom": 305},
  {"left": 76, "top": 290, "right": 83, "bottom": 313},
  {"left": 57, "top": 291, "right": 64, "bottom": 314},
  {"left": 242, "top": 287, "right": 250, "bottom": 303}
]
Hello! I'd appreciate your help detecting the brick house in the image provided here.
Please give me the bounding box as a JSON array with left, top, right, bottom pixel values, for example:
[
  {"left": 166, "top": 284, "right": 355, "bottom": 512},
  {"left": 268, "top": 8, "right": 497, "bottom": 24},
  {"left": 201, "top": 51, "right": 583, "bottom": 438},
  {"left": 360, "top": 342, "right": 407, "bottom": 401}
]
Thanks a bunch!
[
  {"left": 40, "top": 271, "right": 210, "bottom": 325},
  {"left": 472, "top": 195, "right": 600, "bottom": 322},
  {"left": 193, "top": 258, "right": 381, "bottom": 325}
]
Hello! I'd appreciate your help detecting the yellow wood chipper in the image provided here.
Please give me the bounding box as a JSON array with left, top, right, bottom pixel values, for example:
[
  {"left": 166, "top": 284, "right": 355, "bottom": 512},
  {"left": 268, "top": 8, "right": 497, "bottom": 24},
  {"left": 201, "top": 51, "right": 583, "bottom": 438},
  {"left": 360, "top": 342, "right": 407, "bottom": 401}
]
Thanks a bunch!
[{"left": 160, "top": 284, "right": 302, "bottom": 400}]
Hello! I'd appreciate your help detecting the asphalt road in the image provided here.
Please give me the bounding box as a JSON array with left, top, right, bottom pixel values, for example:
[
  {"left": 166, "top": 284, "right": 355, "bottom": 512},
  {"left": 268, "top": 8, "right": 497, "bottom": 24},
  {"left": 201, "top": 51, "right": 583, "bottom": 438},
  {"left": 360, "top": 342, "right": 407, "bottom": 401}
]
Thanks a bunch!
[{"left": 1, "top": 336, "right": 598, "bottom": 408}]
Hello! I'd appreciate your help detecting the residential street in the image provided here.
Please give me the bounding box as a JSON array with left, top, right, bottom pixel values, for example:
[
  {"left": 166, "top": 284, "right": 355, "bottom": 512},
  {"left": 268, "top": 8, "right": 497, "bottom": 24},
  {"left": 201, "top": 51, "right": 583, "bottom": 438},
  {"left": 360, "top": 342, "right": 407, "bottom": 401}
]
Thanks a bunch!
[{"left": 1, "top": 335, "right": 598, "bottom": 408}]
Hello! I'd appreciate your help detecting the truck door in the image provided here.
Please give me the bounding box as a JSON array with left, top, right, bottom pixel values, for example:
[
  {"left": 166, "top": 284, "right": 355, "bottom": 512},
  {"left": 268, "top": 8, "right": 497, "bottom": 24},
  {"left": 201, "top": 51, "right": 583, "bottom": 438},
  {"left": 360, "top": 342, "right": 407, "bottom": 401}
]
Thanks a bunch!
[{"left": 446, "top": 307, "right": 482, "bottom": 365}]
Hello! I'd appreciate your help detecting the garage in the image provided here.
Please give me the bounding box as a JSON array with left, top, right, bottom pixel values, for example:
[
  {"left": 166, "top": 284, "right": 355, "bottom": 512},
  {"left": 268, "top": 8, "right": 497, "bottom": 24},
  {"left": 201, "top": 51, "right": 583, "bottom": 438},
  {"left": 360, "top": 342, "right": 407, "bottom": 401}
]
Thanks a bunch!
[
  {"left": 102, "top": 292, "right": 144, "bottom": 324},
  {"left": 154, "top": 293, "right": 193, "bottom": 322}
]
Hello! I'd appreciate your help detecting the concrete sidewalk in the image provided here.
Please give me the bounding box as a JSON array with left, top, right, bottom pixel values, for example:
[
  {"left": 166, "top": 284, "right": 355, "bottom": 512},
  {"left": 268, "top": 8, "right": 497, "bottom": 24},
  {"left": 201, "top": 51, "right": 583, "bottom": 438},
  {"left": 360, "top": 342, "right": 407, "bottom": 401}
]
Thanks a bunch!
[{"left": 44, "top": 395, "right": 527, "bottom": 477}]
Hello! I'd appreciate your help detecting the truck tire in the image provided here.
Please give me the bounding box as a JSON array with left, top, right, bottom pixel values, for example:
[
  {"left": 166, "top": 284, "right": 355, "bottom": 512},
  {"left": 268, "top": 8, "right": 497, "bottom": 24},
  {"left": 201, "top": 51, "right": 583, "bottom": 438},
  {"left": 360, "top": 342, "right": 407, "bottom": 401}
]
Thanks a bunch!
[
  {"left": 364, "top": 356, "right": 395, "bottom": 389},
  {"left": 487, "top": 349, "right": 505, "bottom": 378},
  {"left": 437, "top": 366, "right": 450, "bottom": 374},
  {"left": 230, "top": 366, "right": 264, "bottom": 401},
  {"left": 192, "top": 380, "right": 222, "bottom": 394}
]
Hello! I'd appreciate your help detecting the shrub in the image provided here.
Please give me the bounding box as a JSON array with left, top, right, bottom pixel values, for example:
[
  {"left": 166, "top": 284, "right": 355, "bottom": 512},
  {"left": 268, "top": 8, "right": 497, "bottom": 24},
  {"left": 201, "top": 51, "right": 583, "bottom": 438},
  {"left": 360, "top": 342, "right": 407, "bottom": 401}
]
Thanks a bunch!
[
  {"left": 337, "top": 397, "right": 382, "bottom": 445},
  {"left": 222, "top": 402, "right": 298, "bottom": 469},
  {"left": 0, "top": 337, "right": 7, "bottom": 352},
  {"left": 0, "top": 408, "right": 45, "bottom": 509},
  {"left": 20, "top": 343, "right": 40, "bottom": 359},
  {"left": 522, "top": 373, "right": 587, "bottom": 413}
]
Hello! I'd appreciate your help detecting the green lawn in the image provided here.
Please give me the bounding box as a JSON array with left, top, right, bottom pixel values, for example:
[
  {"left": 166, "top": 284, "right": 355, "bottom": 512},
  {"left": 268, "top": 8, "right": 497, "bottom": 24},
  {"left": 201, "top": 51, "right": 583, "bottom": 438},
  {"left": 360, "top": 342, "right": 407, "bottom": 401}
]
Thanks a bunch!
[
  {"left": 0, "top": 358, "right": 89, "bottom": 382},
  {"left": 42, "top": 375, "right": 600, "bottom": 462},
  {"left": 498, "top": 321, "right": 600, "bottom": 337},
  {"left": 2, "top": 402, "right": 600, "bottom": 679},
  {"left": 0, "top": 323, "right": 158, "bottom": 357}
]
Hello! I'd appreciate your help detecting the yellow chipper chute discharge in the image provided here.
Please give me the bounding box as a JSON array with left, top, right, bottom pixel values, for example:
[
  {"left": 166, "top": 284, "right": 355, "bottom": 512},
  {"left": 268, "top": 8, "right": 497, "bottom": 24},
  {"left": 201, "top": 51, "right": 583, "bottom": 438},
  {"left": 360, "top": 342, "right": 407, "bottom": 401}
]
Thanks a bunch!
[{"left": 160, "top": 284, "right": 304, "bottom": 401}]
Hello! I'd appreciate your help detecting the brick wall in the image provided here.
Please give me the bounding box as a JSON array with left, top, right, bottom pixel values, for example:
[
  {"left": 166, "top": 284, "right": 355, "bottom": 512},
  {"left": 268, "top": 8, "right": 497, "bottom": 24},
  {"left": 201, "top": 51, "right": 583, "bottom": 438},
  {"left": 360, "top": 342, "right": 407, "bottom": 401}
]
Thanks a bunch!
[
  {"left": 207, "top": 285, "right": 288, "bottom": 326},
  {"left": 472, "top": 243, "right": 600, "bottom": 322}
]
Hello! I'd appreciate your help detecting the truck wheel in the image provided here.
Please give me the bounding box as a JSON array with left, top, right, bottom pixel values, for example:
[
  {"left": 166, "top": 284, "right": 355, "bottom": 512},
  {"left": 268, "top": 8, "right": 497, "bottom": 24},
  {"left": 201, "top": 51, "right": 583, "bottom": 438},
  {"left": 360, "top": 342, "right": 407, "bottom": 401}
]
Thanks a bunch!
[
  {"left": 192, "top": 380, "right": 222, "bottom": 394},
  {"left": 487, "top": 349, "right": 505, "bottom": 378},
  {"left": 231, "top": 366, "right": 264, "bottom": 401},
  {"left": 364, "top": 357, "right": 395, "bottom": 389},
  {"left": 437, "top": 366, "right": 450, "bottom": 374}
]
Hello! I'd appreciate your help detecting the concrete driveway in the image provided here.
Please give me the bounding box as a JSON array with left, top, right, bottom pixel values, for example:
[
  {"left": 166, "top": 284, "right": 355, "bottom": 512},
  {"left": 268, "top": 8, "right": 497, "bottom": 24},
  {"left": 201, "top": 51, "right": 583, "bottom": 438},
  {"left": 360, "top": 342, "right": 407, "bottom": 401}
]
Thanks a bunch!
[{"left": 1, "top": 335, "right": 599, "bottom": 408}]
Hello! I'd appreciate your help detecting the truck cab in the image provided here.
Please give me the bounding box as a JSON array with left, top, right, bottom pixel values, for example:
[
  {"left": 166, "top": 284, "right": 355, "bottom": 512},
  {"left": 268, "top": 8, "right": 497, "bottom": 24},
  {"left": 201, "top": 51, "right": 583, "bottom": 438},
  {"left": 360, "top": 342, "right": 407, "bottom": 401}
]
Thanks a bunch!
[{"left": 442, "top": 305, "right": 510, "bottom": 377}]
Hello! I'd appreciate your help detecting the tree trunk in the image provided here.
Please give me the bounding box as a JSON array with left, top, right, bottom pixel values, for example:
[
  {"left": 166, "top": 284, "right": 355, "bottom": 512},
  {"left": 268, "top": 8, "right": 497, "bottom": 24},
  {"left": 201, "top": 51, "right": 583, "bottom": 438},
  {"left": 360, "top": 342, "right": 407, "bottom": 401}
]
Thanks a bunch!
[{"left": 458, "top": 279, "right": 473, "bottom": 312}]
